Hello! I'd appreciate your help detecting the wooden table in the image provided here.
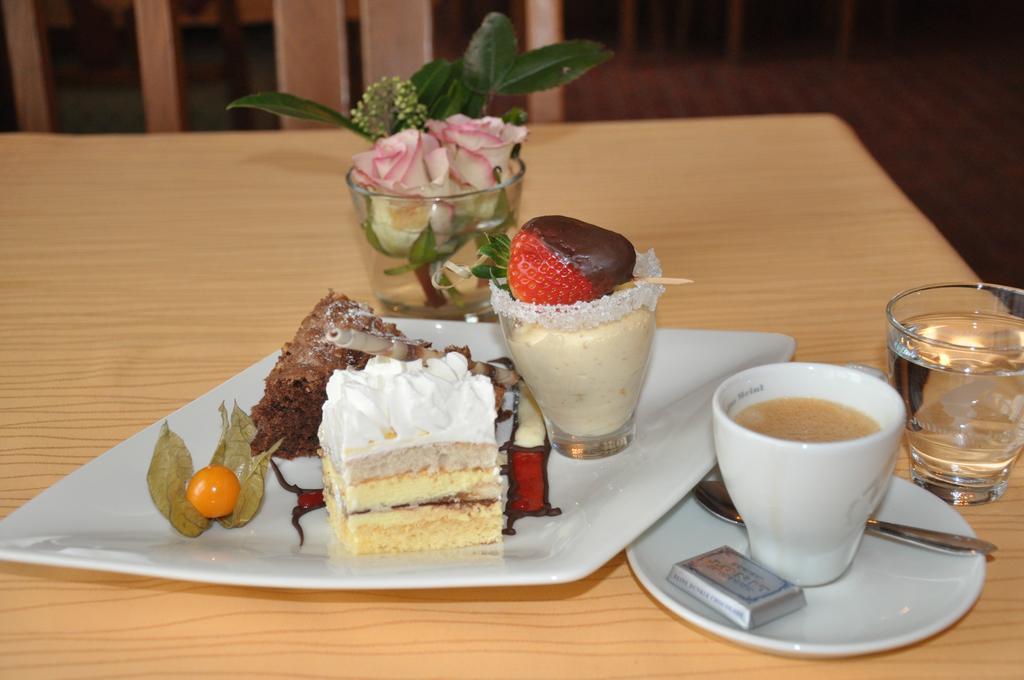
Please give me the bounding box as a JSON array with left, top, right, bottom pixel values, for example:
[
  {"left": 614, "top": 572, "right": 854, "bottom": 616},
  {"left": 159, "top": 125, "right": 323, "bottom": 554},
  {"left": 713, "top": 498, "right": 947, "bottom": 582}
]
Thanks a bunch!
[{"left": 1, "top": 115, "right": 1019, "bottom": 678}]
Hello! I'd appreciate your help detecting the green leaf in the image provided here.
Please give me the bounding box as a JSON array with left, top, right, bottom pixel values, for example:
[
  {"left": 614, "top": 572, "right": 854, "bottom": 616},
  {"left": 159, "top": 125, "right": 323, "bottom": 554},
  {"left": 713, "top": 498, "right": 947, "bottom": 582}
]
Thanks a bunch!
[
  {"left": 483, "top": 233, "right": 511, "bottom": 256},
  {"left": 478, "top": 242, "right": 508, "bottom": 267},
  {"left": 409, "top": 226, "right": 438, "bottom": 266},
  {"left": 490, "top": 185, "right": 512, "bottom": 220},
  {"left": 497, "top": 41, "right": 612, "bottom": 95},
  {"left": 147, "top": 422, "right": 210, "bottom": 538},
  {"left": 218, "top": 439, "right": 281, "bottom": 529},
  {"left": 227, "top": 92, "right": 371, "bottom": 139},
  {"left": 462, "top": 90, "right": 487, "bottom": 118},
  {"left": 412, "top": 59, "right": 455, "bottom": 109},
  {"left": 430, "top": 76, "right": 470, "bottom": 119},
  {"left": 501, "top": 106, "right": 528, "bottom": 125},
  {"left": 471, "top": 264, "right": 505, "bottom": 279},
  {"left": 463, "top": 12, "right": 518, "bottom": 95},
  {"left": 362, "top": 218, "right": 391, "bottom": 256},
  {"left": 472, "top": 232, "right": 511, "bottom": 281},
  {"left": 383, "top": 224, "right": 469, "bottom": 275},
  {"left": 383, "top": 262, "right": 421, "bottom": 276}
]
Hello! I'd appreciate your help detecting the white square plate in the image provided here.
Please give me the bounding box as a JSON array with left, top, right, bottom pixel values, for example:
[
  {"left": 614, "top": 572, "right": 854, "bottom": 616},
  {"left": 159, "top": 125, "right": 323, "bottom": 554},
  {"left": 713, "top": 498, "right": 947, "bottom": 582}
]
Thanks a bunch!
[{"left": 0, "top": 320, "right": 794, "bottom": 589}]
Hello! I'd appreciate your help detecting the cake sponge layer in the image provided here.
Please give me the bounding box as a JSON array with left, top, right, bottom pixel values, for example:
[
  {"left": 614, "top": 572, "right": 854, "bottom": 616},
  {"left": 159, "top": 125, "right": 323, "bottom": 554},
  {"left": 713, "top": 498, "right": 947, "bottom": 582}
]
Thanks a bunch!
[{"left": 325, "top": 488, "right": 502, "bottom": 555}]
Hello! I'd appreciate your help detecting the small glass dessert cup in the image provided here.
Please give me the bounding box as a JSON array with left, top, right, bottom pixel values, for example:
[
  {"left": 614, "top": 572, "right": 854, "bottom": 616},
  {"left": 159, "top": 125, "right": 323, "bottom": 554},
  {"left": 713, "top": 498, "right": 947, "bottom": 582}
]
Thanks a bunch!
[{"left": 492, "top": 251, "right": 665, "bottom": 459}]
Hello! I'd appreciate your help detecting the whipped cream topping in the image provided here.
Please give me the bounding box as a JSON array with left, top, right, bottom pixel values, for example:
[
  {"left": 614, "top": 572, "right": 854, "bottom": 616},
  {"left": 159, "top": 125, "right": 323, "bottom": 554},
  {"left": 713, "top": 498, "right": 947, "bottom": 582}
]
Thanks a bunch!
[{"left": 318, "top": 353, "right": 497, "bottom": 463}]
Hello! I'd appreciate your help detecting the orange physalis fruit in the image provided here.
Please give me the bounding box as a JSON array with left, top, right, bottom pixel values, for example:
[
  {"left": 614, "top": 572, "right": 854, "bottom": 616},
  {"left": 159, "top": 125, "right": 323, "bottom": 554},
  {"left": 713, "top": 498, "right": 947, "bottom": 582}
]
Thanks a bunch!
[{"left": 186, "top": 465, "right": 241, "bottom": 518}]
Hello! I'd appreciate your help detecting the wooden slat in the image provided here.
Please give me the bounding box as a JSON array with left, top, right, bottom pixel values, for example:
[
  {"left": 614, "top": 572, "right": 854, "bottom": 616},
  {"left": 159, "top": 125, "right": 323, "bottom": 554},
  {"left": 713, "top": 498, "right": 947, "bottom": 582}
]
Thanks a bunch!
[
  {"left": 273, "top": 0, "right": 349, "bottom": 130},
  {"left": 2, "top": 0, "right": 55, "bottom": 131},
  {"left": 675, "top": 0, "right": 695, "bottom": 49},
  {"left": 524, "top": 0, "right": 564, "bottom": 123},
  {"left": 727, "top": 0, "right": 745, "bottom": 61},
  {"left": 650, "top": 0, "right": 667, "bottom": 51},
  {"left": 619, "top": 0, "right": 636, "bottom": 57},
  {"left": 358, "top": 0, "right": 431, "bottom": 85},
  {"left": 837, "top": 0, "right": 858, "bottom": 60},
  {"left": 133, "top": 0, "right": 186, "bottom": 132},
  {"left": 219, "top": 0, "right": 253, "bottom": 129}
]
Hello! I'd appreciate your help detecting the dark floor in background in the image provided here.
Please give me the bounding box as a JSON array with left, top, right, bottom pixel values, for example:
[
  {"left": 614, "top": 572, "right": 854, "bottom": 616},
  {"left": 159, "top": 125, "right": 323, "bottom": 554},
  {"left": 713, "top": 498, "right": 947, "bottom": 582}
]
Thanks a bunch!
[
  {"left": 562, "top": 39, "right": 1023, "bottom": 288},
  {"left": 515, "top": 0, "right": 1024, "bottom": 288},
  {"left": 7, "top": 1, "right": 1022, "bottom": 288}
]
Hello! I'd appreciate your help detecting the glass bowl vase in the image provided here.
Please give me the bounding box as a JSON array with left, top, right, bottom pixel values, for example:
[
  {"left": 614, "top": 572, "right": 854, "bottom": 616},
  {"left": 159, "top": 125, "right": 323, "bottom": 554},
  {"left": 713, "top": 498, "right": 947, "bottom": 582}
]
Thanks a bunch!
[{"left": 345, "top": 159, "right": 525, "bottom": 320}]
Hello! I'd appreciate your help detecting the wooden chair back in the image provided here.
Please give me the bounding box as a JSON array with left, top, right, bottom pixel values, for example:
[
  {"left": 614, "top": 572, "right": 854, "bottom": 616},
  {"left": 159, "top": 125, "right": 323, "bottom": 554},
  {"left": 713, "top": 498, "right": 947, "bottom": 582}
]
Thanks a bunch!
[
  {"left": 2, "top": 0, "right": 565, "bottom": 133},
  {"left": 2, "top": 0, "right": 56, "bottom": 131}
]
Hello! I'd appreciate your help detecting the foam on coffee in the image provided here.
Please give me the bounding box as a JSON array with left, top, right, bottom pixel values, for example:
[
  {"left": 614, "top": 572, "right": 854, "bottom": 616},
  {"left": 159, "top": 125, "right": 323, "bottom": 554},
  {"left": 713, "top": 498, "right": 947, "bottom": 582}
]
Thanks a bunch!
[{"left": 734, "top": 397, "right": 879, "bottom": 442}]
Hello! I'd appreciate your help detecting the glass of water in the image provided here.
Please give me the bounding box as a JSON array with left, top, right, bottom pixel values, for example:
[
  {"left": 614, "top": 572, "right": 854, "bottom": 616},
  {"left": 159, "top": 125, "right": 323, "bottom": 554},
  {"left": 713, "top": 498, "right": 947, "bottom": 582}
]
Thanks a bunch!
[{"left": 887, "top": 282, "right": 1024, "bottom": 505}]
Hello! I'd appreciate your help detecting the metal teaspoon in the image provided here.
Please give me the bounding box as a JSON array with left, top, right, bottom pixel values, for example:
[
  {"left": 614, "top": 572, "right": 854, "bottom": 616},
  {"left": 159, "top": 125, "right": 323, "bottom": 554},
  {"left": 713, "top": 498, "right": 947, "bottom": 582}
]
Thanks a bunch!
[{"left": 694, "top": 480, "right": 997, "bottom": 556}]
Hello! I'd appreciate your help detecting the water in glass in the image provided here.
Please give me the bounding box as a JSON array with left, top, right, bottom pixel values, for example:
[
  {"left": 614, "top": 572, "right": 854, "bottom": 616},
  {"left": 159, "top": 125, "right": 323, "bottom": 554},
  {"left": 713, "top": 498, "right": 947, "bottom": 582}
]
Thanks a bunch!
[{"left": 888, "top": 310, "right": 1024, "bottom": 504}]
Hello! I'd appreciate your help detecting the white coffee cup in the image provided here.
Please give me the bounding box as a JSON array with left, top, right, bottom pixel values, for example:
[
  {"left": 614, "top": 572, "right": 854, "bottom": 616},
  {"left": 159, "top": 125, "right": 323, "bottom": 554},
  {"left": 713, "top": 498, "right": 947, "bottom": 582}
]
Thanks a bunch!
[{"left": 711, "top": 362, "right": 906, "bottom": 586}]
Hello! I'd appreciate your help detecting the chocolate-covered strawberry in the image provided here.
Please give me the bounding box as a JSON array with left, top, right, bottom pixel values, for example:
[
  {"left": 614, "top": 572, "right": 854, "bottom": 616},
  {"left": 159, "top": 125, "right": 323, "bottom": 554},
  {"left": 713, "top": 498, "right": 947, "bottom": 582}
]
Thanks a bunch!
[
  {"left": 509, "top": 216, "right": 636, "bottom": 304},
  {"left": 473, "top": 216, "right": 637, "bottom": 305}
]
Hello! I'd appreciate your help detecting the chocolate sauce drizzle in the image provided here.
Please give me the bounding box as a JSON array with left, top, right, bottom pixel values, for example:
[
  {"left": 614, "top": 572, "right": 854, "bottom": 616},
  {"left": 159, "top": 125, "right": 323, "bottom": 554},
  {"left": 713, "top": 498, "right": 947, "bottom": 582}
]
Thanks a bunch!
[
  {"left": 269, "top": 458, "right": 324, "bottom": 547},
  {"left": 500, "top": 390, "right": 562, "bottom": 535}
]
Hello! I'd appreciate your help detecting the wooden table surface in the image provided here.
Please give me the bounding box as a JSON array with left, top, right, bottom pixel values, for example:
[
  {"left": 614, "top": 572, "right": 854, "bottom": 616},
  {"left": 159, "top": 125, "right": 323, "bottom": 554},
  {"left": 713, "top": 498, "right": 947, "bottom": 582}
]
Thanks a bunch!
[{"left": 0, "top": 115, "right": 1020, "bottom": 678}]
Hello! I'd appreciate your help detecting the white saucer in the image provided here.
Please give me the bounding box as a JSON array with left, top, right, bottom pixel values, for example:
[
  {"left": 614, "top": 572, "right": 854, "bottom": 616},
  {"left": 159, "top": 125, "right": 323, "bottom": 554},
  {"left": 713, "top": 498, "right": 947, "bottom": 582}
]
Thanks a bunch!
[{"left": 626, "top": 477, "right": 986, "bottom": 657}]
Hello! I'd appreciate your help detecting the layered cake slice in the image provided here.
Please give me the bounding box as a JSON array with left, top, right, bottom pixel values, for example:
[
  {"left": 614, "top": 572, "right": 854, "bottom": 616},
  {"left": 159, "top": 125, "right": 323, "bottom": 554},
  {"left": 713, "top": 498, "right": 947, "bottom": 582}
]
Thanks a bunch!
[{"left": 318, "top": 352, "right": 503, "bottom": 554}]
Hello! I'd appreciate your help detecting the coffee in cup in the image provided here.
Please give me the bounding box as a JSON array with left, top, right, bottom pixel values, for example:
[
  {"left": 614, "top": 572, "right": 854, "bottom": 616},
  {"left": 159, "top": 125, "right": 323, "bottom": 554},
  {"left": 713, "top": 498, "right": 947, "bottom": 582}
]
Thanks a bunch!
[
  {"left": 712, "top": 363, "right": 905, "bottom": 586},
  {"left": 733, "top": 397, "right": 880, "bottom": 442}
]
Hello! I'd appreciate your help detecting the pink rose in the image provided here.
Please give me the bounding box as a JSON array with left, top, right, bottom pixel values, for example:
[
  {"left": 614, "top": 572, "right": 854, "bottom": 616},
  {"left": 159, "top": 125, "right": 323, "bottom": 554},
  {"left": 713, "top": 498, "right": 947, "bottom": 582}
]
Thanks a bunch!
[
  {"left": 427, "top": 114, "right": 527, "bottom": 191},
  {"left": 351, "top": 129, "right": 452, "bottom": 196}
]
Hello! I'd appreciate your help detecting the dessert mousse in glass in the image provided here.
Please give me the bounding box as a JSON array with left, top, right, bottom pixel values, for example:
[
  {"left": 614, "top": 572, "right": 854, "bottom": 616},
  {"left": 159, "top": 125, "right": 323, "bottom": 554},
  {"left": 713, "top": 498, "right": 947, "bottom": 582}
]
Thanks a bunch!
[{"left": 487, "top": 216, "right": 665, "bottom": 459}]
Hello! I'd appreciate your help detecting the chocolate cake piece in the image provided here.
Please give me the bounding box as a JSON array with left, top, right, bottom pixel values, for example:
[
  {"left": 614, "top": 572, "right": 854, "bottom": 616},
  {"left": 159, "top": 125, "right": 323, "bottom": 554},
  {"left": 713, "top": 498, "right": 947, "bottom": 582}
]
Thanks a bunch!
[{"left": 251, "top": 292, "right": 408, "bottom": 458}]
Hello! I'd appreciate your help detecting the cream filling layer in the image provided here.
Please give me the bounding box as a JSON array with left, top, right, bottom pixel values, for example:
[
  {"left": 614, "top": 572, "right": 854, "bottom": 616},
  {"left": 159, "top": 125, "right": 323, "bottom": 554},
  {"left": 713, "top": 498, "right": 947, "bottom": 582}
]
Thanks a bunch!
[
  {"left": 322, "top": 452, "right": 500, "bottom": 513},
  {"left": 334, "top": 441, "right": 499, "bottom": 486},
  {"left": 341, "top": 469, "right": 500, "bottom": 513}
]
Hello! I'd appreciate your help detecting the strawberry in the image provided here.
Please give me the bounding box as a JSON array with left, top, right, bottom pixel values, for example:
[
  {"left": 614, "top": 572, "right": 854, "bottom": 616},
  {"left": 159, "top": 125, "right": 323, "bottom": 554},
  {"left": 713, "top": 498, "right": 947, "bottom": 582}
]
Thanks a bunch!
[
  {"left": 473, "top": 216, "right": 636, "bottom": 305},
  {"left": 507, "top": 229, "right": 597, "bottom": 304}
]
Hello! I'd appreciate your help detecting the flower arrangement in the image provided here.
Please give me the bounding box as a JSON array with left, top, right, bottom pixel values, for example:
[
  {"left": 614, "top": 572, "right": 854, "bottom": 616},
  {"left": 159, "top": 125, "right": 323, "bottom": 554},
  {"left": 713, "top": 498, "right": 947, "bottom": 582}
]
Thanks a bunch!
[{"left": 229, "top": 13, "right": 611, "bottom": 315}]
